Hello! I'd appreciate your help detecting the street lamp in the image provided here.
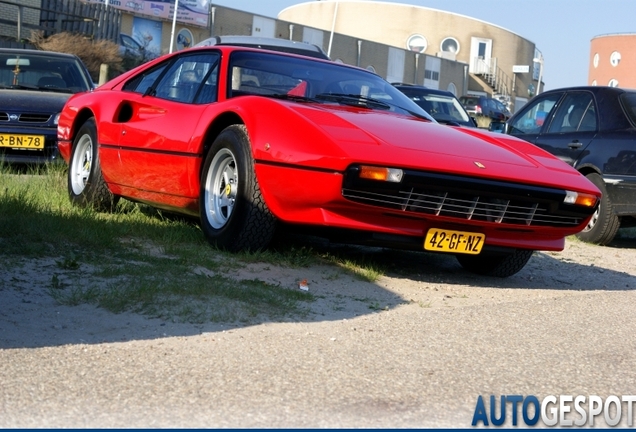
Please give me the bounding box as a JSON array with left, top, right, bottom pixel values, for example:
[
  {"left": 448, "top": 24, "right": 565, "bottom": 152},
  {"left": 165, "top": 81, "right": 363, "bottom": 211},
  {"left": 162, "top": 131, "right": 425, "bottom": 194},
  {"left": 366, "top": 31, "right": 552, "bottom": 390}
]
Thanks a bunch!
[{"left": 533, "top": 53, "right": 544, "bottom": 96}]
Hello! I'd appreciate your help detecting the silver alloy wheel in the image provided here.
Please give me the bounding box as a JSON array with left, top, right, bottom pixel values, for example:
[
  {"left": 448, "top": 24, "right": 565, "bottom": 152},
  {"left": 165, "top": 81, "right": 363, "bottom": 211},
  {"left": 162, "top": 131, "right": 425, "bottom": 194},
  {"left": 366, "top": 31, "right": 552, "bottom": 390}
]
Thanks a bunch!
[
  {"left": 204, "top": 148, "right": 238, "bottom": 229},
  {"left": 583, "top": 206, "right": 600, "bottom": 232},
  {"left": 70, "top": 133, "right": 93, "bottom": 195}
]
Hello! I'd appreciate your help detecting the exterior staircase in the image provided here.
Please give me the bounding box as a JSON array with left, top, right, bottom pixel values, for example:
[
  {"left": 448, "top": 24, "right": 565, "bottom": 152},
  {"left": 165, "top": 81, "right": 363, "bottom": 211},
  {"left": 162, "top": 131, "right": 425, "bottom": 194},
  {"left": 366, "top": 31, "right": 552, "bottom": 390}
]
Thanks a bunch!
[{"left": 473, "top": 57, "right": 512, "bottom": 103}]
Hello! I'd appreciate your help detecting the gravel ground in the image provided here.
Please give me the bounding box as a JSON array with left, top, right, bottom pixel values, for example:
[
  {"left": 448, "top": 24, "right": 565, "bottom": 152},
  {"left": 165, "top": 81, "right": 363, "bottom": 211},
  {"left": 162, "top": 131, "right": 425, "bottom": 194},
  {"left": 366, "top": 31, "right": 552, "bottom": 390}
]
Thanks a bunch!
[{"left": 1, "top": 234, "right": 635, "bottom": 427}]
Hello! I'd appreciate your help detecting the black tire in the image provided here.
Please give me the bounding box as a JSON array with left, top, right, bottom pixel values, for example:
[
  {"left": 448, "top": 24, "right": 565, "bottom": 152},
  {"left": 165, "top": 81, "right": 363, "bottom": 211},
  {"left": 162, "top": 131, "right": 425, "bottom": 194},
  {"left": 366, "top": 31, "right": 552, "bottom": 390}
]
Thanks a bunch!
[
  {"left": 199, "top": 124, "right": 276, "bottom": 252},
  {"left": 456, "top": 249, "right": 534, "bottom": 278},
  {"left": 67, "top": 118, "right": 118, "bottom": 211},
  {"left": 576, "top": 173, "right": 620, "bottom": 245}
]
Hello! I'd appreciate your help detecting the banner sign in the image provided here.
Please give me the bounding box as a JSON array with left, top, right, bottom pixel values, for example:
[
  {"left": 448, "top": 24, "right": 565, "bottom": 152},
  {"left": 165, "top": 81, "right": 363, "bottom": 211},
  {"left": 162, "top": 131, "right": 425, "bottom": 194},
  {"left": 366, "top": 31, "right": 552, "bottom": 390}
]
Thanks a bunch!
[{"left": 84, "top": 0, "right": 210, "bottom": 27}]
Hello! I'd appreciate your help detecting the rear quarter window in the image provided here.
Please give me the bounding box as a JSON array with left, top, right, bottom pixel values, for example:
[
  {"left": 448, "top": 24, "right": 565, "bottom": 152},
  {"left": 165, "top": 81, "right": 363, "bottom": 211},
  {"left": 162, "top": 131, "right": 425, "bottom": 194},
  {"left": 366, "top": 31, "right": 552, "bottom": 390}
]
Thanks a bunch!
[{"left": 620, "top": 92, "right": 636, "bottom": 126}]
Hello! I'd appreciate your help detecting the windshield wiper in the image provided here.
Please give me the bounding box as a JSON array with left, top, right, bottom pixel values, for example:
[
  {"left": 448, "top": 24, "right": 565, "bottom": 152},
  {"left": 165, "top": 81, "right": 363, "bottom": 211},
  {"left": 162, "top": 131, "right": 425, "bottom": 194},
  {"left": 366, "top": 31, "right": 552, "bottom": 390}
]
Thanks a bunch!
[
  {"left": 3, "top": 84, "right": 38, "bottom": 90},
  {"left": 265, "top": 91, "right": 434, "bottom": 122},
  {"left": 314, "top": 93, "right": 434, "bottom": 122},
  {"left": 265, "top": 93, "right": 323, "bottom": 104},
  {"left": 1, "top": 83, "right": 72, "bottom": 93},
  {"left": 37, "top": 86, "right": 73, "bottom": 94},
  {"left": 315, "top": 93, "right": 391, "bottom": 110}
]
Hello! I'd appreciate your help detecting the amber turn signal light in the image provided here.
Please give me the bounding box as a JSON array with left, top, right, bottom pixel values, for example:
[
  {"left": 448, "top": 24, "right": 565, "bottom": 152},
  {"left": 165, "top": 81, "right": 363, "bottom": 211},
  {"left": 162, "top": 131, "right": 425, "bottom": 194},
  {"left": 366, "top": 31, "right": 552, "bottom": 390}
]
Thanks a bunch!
[
  {"left": 359, "top": 166, "right": 403, "bottom": 183},
  {"left": 564, "top": 191, "right": 598, "bottom": 207}
]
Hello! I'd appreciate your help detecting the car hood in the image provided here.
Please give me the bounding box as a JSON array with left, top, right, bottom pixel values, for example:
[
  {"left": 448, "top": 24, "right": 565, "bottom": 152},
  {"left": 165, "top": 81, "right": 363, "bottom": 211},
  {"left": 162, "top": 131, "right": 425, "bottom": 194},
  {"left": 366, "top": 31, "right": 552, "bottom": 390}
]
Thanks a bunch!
[
  {"left": 327, "top": 110, "right": 533, "bottom": 165},
  {"left": 265, "top": 103, "right": 599, "bottom": 194},
  {"left": 0, "top": 89, "right": 72, "bottom": 112}
]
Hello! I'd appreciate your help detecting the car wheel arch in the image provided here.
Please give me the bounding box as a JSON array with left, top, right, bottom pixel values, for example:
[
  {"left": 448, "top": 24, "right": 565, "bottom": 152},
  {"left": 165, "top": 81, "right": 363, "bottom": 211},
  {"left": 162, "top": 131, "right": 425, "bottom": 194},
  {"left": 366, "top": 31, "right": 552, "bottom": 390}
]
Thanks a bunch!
[
  {"left": 71, "top": 108, "right": 98, "bottom": 143},
  {"left": 576, "top": 165, "right": 602, "bottom": 178},
  {"left": 200, "top": 113, "right": 246, "bottom": 170}
]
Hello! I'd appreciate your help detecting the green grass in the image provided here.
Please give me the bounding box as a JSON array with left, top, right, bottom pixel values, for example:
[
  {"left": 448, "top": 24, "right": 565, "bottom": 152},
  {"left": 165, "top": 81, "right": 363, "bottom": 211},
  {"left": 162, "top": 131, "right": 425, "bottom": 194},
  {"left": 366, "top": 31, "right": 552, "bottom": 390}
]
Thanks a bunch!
[{"left": 0, "top": 164, "right": 385, "bottom": 323}]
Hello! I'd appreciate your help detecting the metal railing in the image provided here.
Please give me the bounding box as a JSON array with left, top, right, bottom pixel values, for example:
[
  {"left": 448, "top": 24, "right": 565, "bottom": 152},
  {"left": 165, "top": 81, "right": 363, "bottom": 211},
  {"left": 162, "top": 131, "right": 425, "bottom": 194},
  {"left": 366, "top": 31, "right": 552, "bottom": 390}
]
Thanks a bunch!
[
  {"left": 471, "top": 56, "right": 512, "bottom": 98},
  {"left": 0, "top": 0, "right": 121, "bottom": 43}
]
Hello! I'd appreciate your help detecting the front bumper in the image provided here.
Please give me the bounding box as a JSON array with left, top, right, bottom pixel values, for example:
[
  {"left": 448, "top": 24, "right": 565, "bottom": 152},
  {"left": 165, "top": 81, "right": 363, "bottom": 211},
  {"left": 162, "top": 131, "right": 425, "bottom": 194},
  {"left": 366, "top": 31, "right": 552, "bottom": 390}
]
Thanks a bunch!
[{"left": 255, "top": 162, "right": 596, "bottom": 252}]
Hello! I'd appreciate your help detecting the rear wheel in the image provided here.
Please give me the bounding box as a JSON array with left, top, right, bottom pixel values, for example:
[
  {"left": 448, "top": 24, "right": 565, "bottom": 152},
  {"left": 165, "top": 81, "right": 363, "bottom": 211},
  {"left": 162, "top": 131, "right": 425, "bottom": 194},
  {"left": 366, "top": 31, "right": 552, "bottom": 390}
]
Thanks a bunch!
[
  {"left": 576, "top": 173, "right": 620, "bottom": 245},
  {"left": 199, "top": 125, "right": 276, "bottom": 252},
  {"left": 68, "top": 118, "right": 118, "bottom": 211},
  {"left": 456, "top": 249, "right": 534, "bottom": 278}
]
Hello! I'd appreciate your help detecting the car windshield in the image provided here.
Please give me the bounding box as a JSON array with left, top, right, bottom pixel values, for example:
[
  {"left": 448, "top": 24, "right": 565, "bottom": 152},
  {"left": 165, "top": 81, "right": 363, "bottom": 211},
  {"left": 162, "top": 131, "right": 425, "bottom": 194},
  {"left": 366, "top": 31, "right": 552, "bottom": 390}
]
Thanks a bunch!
[
  {"left": 0, "top": 51, "right": 92, "bottom": 94},
  {"left": 227, "top": 51, "right": 434, "bottom": 121},
  {"left": 405, "top": 91, "right": 471, "bottom": 124}
]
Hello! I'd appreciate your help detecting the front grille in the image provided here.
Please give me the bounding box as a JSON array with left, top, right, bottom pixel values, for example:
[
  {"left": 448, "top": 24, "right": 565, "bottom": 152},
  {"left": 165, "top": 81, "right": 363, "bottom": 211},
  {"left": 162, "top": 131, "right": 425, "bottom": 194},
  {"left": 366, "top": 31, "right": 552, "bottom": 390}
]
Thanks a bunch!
[
  {"left": 0, "top": 113, "right": 51, "bottom": 123},
  {"left": 19, "top": 113, "right": 51, "bottom": 123},
  {"left": 342, "top": 166, "right": 595, "bottom": 228}
]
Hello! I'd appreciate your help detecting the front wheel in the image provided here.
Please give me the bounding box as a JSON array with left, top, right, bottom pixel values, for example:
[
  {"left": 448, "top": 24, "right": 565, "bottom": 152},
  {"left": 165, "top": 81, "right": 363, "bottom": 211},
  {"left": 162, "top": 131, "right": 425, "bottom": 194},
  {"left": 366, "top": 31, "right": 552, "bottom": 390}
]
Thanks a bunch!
[
  {"left": 199, "top": 125, "right": 276, "bottom": 252},
  {"left": 456, "top": 249, "right": 534, "bottom": 278},
  {"left": 68, "top": 118, "right": 118, "bottom": 211},
  {"left": 576, "top": 173, "right": 620, "bottom": 245}
]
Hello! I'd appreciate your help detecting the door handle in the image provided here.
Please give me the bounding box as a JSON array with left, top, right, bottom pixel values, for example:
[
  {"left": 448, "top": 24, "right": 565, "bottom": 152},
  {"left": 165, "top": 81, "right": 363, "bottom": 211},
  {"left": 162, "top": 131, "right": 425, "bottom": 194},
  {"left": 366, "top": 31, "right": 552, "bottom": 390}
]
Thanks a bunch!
[{"left": 568, "top": 140, "right": 582, "bottom": 149}]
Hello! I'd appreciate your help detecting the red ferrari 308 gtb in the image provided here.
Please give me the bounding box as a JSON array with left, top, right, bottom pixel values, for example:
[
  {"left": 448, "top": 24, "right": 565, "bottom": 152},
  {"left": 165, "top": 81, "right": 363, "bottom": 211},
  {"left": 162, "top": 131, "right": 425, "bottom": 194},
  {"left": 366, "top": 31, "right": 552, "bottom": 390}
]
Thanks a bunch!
[{"left": 57, "top": 45, "right": 601, "bottom": 277}]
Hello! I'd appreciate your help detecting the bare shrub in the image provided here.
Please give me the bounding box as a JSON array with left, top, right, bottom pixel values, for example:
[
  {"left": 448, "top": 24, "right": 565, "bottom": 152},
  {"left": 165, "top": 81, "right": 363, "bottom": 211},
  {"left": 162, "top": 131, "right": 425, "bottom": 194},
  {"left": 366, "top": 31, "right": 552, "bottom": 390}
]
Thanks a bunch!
[{"left": 29, "top": 31, "right": 123, "bottom": 81}]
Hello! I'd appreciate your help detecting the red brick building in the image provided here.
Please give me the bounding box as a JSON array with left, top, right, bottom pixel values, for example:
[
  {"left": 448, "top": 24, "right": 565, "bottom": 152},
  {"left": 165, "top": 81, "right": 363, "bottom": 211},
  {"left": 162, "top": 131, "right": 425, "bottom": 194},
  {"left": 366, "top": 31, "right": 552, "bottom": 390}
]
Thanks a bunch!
[{"left": 589, "top": 33, "right": 636, "bottom": 88}]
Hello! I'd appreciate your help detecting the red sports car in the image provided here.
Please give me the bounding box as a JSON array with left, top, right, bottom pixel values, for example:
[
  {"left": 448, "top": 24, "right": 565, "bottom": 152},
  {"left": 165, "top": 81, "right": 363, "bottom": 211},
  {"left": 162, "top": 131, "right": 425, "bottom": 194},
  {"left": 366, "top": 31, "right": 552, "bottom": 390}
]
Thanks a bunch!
[{"left": 57, "top": 45, "right": 601, "bottom": 277}]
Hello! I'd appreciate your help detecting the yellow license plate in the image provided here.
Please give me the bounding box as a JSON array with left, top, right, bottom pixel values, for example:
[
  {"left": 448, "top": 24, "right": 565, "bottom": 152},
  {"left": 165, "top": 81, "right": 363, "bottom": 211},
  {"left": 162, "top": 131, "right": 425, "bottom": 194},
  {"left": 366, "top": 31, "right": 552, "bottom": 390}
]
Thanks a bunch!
[
  {"left": 424, "top": 228, "right": 485, "bottom": 255},
  {"left": 0, "top": 134, "right": 45, "bottom": 150}
]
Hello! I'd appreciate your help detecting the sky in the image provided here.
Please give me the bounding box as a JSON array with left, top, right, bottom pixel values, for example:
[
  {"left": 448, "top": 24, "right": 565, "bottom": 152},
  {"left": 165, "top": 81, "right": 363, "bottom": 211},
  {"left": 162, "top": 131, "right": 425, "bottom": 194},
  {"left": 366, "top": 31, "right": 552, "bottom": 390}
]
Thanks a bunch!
[{"left": 208, "top": 0, "right": 636, "bottom": 91}]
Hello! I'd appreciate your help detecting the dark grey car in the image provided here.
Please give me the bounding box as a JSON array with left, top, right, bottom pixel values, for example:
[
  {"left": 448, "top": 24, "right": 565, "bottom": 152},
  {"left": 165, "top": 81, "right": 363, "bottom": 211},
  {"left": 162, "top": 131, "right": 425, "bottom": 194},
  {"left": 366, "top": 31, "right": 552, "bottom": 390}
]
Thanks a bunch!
[
  {"left": 0, "top": 48, "right": 93, "bottom": 164},
  {"left": 459, "top": 94, "right": 510, "bottom": 128},
  {"left": 504, "top": 86, "right": 636, "bottom": 245}
]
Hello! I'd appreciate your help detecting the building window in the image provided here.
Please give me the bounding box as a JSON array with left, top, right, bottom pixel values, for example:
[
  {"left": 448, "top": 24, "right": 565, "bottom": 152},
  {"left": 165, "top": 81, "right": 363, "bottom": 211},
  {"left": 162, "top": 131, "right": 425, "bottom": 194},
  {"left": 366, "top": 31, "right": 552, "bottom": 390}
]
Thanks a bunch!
[
  {"left": 366, "top": 65, "right": 376, "bottom": 73},
  {"left": 447, "top": 83, "right": 457, "bottom": 95},
  {"left": 609, "top": 79, "right": 619, "bottom": 87},
  {"left": 592, "top": 80, "right": 597, "bottom": 86},
  {"left": 610, "top": 51, "right": 621, "bottom": 67},
  {"left": 440, "top": 37, "right": 460, "bottom": 54},
  {"left": 406, "top": 34, "right": 427, "bottom": 53},
  {"left": 593, "top": 53, "right": 599, "bottom": 68},
  {"left": 424, "top": 70, "right": 439, "bottom": 80}
]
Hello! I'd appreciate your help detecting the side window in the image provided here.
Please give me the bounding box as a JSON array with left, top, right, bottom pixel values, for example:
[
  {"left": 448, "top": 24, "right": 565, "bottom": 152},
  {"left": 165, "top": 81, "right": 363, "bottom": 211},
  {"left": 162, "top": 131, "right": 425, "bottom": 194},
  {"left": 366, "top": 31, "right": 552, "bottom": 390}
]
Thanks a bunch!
[
  {"left": 123, "top": 64, "right": 167, "bottom": 94},
  {"left": 195, "top": 61, "right": 219, "bottom": 104},
  {"left": 547, "top": 92, "right": 597, "bottom": 133},
  {"left": 620, "top": 93, "right": 636, "bottom": 126},
  {"left": 509, "top": 93, "right": 562, "bottom": 134},
  {"left": 154, "top": 52, "right": 221, "bottom": 104}
]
